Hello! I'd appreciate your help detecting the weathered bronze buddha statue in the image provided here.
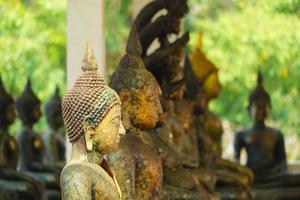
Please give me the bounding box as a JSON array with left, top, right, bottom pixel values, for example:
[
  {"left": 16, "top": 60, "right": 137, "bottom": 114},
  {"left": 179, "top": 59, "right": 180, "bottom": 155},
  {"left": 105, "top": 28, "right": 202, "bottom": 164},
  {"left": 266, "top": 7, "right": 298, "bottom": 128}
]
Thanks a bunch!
[
  {"left": 234, "top": 72, "right": 300, "bottom": 199},
  {"left": 109, "top": 26, "right": 211, "bottom": 200},
  {"left": 43, "top": 86, "right": 65, "bottom": 169},
  {"left": 134, "top": 3, "right": 220, "bottom": 198},
  {"left": 108, "top": 26, "right": 163, "bottom": 200},
  {"left": 0, "top": 76, "right": 46, "bottom": 200},
  {"left": 149, "top": 35, "right": 220, "bottom": 199},
  {"left": 60, "top": 43, "right": 124, "bottom": 200}
]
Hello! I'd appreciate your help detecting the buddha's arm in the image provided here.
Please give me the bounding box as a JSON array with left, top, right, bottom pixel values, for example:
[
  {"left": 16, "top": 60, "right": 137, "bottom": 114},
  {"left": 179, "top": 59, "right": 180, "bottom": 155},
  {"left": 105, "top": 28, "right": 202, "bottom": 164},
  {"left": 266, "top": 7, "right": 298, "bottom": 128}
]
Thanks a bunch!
[
  {"left": 61, "top": 169, "right": 91, "bottom": 200},
  {"left": 151, "top": 134, "right": 182, "bottom": 168},
  {"left": 215, "top": 158, "right": 254, "bottom": 184},
  {"left": 268, "top": 133, "right": 287, "bottom": 174}
]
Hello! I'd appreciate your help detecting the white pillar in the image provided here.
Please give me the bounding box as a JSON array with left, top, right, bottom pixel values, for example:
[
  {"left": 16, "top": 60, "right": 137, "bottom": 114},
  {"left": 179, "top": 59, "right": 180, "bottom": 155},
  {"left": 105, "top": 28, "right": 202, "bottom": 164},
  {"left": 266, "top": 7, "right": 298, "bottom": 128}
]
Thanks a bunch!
[
  {"left": 133, "top": 0, "right": 154, "bottom": 18},
  {"left": 66, "top": 0, "right": 105, "bottom": 160}
]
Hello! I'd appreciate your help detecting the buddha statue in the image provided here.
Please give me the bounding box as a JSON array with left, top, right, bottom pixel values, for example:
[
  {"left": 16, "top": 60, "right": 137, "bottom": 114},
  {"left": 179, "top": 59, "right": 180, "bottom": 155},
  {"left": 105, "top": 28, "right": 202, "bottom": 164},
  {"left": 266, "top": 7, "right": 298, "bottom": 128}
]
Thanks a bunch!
[
  {"left": 109, "top": 25, "right": 212, "bottom": 200},
  {"left": 43, "top": 86, "right": 65, "bottom": 169},
  {"left": 60, "top": 43, "right": 124, "bottom": 200},
  {"left": 137, "top": 10, "right": 222, "bottom": 195},
  {"left": 108, "top": 26, "right": 163, "bottom": 200},
  {"left": 16, "top": 79, "right": 59, "bottom": 173},
  {"left": 135, "top": 3, "right": 220, "bottom": 196},
  {"left": 187, "top": 34, "right": 255, "bottom": 199},
  {"left": 234, "top": 72, "right": 300, "bottom": 199},
  {"left": 16, "top": 78, "right": 61, "bottom": 199},
  {"left": 0, "top": 76, "right": 46, "bottom": 200}
]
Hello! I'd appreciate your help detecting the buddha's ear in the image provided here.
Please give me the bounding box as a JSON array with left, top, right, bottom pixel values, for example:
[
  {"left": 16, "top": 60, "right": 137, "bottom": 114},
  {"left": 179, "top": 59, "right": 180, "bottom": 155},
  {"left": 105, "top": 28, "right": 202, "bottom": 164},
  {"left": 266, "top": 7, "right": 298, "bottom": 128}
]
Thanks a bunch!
[
  {"left": 85, "top": 129, "right": 94, "bottom": 151},
  {"left": 83, "top": 116, "right": 94, "bottom": 151}
]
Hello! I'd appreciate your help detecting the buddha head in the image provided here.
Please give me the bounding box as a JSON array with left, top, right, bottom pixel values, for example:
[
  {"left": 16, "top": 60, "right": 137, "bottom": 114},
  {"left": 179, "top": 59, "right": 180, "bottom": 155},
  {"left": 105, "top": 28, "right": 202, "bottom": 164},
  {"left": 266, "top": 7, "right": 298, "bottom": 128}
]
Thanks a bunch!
[
  {"left": 16, "top": 79, "right": 41, "bottom": 126},
  {"left": 110, "top": 26, "right": 163, "bottom": 130},
  {"left": 62, "top": 43, "right": 125, "bottom": 154},
  {"left": 188, "top": 33, "right": 222, "bottom": 101},
  {"left": 248, "top": 71, "right": 271, "bottom": 123},
  {"left": 45, "top": 87, "right": 63, "bottom": 131},
  {"left": 0, "top": 77, "right": 16, "bottom": 128}
]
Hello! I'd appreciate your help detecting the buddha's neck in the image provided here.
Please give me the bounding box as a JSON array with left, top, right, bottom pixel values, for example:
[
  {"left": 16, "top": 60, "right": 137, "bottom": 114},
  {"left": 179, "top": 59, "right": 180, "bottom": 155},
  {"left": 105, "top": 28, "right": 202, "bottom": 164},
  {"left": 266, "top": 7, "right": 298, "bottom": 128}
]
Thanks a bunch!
[
  {"left": 88, "top": 149, "right": 103, "bottom": 166},
  {"left": 71, "top": 137, "right": 88, "bottom": 162},
  {"left": 71, "top": 137, "right": 103, "bottom": 165},
  {"left": 254, "top": 120, "right": 266, "bottom": 128}
]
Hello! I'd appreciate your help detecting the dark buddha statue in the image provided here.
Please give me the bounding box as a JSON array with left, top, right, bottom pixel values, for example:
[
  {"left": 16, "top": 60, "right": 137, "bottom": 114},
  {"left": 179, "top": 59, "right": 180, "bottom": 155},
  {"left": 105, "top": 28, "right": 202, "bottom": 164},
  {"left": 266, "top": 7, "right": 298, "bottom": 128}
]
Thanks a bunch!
[
  {"left": 234, "top": 72, "right": 300, "bottom": 199},
  {"left": 16, "top": 79, "right": 60, "bottom": 198},
  {"left": 0, "top": 76, "right": 46, "bottom": 200},
  {"left": 43, "top": 86, "right": 65, "bottom": 169},
  {"left": 234, "top": 72, "right": 286, "bottom": 184},
  {"left": 60, "top": 43, "right": 123, "bottom": 200}
]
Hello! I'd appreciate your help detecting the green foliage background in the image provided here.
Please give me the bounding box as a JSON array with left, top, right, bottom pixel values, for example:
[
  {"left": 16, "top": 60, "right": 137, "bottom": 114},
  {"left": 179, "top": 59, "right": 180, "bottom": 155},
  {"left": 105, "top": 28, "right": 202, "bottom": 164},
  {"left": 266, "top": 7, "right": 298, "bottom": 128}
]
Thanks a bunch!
[
  {"left": 0, "top": 0, "right": 66, "bottom": 133},
  {"left": 185, "top": 0, "right": 300, "bottom": 159}
]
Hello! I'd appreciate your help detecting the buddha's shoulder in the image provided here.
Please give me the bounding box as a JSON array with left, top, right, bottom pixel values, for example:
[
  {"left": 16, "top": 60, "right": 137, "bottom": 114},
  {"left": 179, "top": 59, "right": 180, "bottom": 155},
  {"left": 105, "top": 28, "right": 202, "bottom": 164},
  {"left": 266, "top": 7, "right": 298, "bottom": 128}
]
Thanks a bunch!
[
  {"left": 265, "top": 126, "right": 283, "bottom": 137},
  {"left": 61, "top": 162, "right": 90, "bottom": 180}
]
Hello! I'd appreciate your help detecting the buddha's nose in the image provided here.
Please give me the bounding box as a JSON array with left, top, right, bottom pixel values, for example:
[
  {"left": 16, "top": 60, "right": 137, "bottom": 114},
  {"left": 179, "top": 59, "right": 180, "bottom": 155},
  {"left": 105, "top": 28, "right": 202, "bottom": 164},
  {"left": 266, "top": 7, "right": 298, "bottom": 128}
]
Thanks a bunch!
[{"left": 119, "top": 123, "right": 126, "bottom": 135}]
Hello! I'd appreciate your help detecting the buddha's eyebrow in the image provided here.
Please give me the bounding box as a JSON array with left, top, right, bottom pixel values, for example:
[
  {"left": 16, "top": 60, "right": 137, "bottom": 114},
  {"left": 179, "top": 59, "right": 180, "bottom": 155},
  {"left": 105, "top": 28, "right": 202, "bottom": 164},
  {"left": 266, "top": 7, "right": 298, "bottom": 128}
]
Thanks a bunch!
[{"left": 110, "top": 116, "right": 120, "bottom": 122}]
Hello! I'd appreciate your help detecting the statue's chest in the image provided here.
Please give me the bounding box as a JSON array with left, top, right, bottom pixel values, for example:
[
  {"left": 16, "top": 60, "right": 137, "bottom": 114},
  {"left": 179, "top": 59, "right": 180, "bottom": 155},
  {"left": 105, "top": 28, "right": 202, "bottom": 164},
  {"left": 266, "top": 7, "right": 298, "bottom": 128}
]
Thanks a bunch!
[
  {"left": 245, "top": 132, "right": 277, "bottom": 154},
  {"left": 91, "top": 169, "right": 119, "bottom": 200}
]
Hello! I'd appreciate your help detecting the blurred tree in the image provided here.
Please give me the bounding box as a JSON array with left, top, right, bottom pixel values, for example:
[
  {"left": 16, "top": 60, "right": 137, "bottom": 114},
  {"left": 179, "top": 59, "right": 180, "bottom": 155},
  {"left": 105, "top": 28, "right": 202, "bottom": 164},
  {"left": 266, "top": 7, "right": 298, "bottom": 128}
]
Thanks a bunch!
[{"left": 0, "top": 0, "right": 66, "bottom": 133}]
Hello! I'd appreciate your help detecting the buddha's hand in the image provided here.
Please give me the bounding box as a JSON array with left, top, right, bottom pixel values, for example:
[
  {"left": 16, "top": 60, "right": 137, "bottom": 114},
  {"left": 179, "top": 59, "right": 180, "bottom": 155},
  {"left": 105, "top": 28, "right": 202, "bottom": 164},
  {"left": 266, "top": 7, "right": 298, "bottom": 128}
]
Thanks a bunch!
[{"left": 237, "top": 166, "right": 254, "bottom": 185}]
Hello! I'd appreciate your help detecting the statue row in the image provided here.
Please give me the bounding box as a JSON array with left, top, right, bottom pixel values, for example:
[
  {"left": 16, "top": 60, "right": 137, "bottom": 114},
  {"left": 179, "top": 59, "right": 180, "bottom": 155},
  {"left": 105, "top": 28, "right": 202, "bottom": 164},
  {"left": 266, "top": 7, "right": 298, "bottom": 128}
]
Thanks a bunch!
[
  {"left": 61, "top": 0, "right": 300, "bottom": 199},
  {"left": 0, "top": 77, "right": 65, "bottom": 199},
  {"left": 60, "top": 0, "right": 255, "bottom": 200},
  {"left": 1, "top": 0, "right": 299, "bottom": 199}
]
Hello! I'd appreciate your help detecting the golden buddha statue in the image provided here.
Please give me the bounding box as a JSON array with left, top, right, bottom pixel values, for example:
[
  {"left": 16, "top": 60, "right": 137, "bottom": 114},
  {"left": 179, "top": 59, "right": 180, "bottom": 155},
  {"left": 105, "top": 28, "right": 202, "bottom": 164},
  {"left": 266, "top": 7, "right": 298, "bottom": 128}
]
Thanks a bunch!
[
  {"left": 188, "top": 34, "right": 254, "bottom": 199},
  {"left": 60, "top": 42, "right": 124, "bottom": 200}
]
